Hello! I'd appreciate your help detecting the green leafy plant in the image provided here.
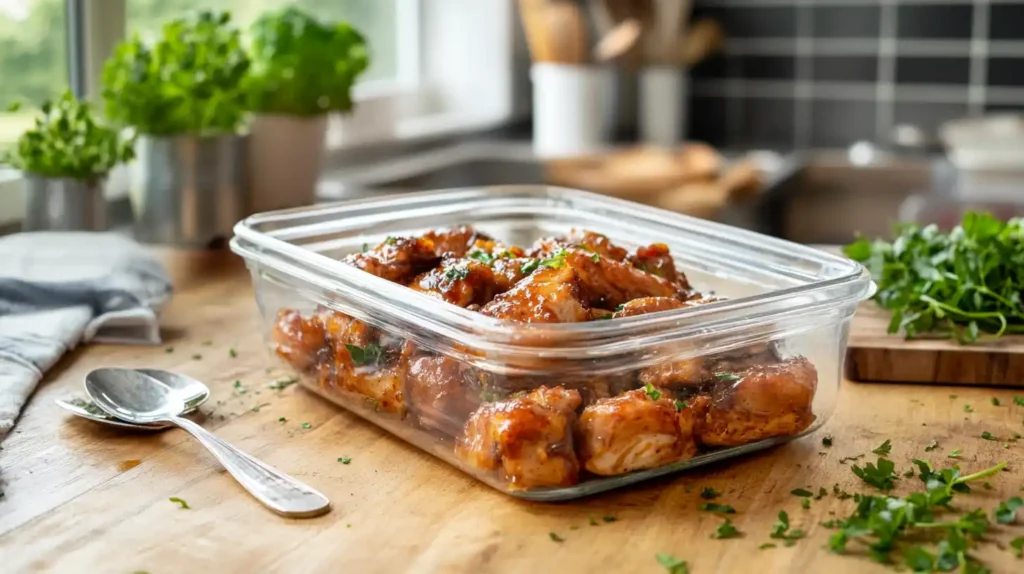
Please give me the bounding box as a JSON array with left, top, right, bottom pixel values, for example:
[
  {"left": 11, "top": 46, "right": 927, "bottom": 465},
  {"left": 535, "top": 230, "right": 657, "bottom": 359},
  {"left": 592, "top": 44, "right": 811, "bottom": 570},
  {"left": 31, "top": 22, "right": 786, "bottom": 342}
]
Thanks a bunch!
[
  {"left": 1, "top": 91, "right": 134, "bottom": 182},
  {"left": 246, "top": 6, "right": 369, "bottom": 116},
  {"left": 102, "top": 11, "right": 250, "bottom": 135},
  {"left": 845, "top": 212, "right": 1024, "bottom": 343}
]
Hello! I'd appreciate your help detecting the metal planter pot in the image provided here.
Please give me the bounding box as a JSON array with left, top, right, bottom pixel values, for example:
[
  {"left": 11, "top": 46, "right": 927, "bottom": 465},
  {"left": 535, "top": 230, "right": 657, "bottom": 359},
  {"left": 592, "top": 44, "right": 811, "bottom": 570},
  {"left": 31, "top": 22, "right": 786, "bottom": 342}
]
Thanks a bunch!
[
  {"left": 131, "top": 134, "right": 246, "bottom": 248},
  {"left": 23, "top": 176, "right": 107, "bottom": 232},
  {"left": 247, "top": 114, "right": 327, "bottom": 214}
]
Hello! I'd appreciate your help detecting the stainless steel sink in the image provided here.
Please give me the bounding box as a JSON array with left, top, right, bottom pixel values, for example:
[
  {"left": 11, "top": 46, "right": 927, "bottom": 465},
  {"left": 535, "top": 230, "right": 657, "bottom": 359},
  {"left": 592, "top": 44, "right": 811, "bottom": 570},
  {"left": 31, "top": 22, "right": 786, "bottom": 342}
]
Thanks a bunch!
[{"left": 320, "top": 141, "right": 941, "bottom": 245}]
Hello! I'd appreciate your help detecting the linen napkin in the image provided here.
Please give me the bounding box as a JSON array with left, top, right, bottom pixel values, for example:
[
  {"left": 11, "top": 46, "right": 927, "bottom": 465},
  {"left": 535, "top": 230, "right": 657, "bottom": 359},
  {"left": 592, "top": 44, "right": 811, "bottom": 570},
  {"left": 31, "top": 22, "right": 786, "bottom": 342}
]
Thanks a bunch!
[{"left": 0, "top": 232, "right": 172, "bottom": 436}]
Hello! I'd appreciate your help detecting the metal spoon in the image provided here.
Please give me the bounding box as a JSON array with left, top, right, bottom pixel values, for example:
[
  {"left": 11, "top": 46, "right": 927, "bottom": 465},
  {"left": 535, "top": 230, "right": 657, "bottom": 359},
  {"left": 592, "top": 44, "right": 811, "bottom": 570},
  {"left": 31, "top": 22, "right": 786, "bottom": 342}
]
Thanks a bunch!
[
  {"left": 85, "top": 368, "right": 331, "bottom": 518},
  {"left": 56, "top": 369, "right": 209, "bottom": 431}
]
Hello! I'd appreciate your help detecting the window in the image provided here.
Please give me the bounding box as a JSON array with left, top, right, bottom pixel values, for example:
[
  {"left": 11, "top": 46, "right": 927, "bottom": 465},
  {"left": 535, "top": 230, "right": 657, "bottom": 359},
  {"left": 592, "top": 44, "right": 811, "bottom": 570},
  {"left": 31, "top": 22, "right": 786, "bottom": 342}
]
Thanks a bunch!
[{"left": 0, "top": 0, "right": 69, "bottom": 146}]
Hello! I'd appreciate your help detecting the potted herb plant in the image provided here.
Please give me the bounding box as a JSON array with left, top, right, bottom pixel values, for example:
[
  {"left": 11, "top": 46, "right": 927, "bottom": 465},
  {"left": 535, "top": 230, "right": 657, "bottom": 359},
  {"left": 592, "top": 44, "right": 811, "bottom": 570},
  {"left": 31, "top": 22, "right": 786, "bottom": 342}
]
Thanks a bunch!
[
  {"left": 102, "top": 10, "right": 250, "bottom": 247},
  {"left": 245, "top": 6, "right": 369, "bottom": 213},
  {"left": 1, "top": 91, "right": 134, "bottom": 231}
]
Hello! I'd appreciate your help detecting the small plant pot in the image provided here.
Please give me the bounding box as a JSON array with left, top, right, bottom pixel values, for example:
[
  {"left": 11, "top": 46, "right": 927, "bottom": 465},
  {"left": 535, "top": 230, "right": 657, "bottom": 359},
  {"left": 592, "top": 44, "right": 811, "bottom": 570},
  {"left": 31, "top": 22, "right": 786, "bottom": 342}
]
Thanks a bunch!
[
  {"left": 131, "top": 134, "right": 246, "bottom": 248},
  {"left": 22, "top": 176, "right": 107, "bottom": 232},
  {"left": 247, "top": 114, "right": 328, "bottom": 214}
]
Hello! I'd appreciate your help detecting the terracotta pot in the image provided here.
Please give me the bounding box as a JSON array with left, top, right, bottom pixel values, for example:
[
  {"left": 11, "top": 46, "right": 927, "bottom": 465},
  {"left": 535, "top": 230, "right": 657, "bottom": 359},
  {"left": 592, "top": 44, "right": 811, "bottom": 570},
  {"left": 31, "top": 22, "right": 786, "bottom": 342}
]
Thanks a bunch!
[{"left": 247, "top": 114, "right": 328, "bottom": 214}]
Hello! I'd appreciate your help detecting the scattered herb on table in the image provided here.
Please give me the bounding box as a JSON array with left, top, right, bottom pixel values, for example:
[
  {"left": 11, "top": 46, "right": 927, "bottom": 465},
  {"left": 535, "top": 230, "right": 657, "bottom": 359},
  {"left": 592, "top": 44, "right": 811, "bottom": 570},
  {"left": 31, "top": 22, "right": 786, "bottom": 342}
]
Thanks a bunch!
[
  {"left": 233, "top": 380, "right": 246, "bottom": 394},
  {"left": 301, "top": 422, "right": 312, "bottom": 429},
  {"left": 655, "top": 554, "right": 688, "bottom": 574},
  {"left": 852, "top": 457, "right": 898, "bottom": 491},
  {"left": 801, "top": 499, "right": 811, "bottom": 510},
  {"left": 992, "top": 397, "right": 1002, "bottom": 406},
  {"left": 769, "top": 511, "right": 804, "bottom": 547},
  {"left": 832, "top": 485, "right": 854, "bottom": 500},
  {"left": 822, "top": 435, "right": 833, "bottom": 447},
  {"left": 815, "top": 487, "right": 828, "bottom": 500},
  {"left": 925, "top": 439, "right": 939, "bottom": 452},
  {"left": 758, "top": 543, "right": 776, "bottom": 550},
  {"left": 169, "top": 497, "right": 190, "bottom": 509},
  {"left": 844, "top": 212, "right": 1024, "bottom": 343},
  {"left": 948, "top": 449, "right": 962, "bottom": 459},
  {"left": 699, "top": 487, "right": 720, "bottom": 500},
  {"left": 791, "top": 488, "right": 813, "bottom": 497},
  {"left": 191, "top": 354, "right": 202, "bottom": 360},
  {"left": 964, "top": 404, "right": 974, "bottom": 413},
  {"left": 1011, "top": 537, "right": 1024, "bottom": 558},
  {"left": 268, "top": 377, "right": 298, "bottom": 390},
  {"left": 548, "top": 532, "right": 564, "bottom": 543},
  {"left": 995, "top": 496, "right": 1023, "bottom": 524},
  {"left": 982, "top": 431, "right": 997, "bottom": 441},
  {"left": 838, "top": 454, "right": 865, "bottom": 465},
  {"left": 602, "top": 515, "right": 617, "bottom": 523},
  {"left": 250, "top": 403, "right": 270, "bottom": 412},
  {"left": 588, "top": 516, "right": 598, "bottom": 526},
  {"left": 164, "top": 346, "right": 174, "bottom": 353},
  {"left": 713, "top": 518, "right": 740, "bottom": 539},
  {"left": 1015, "top": 396, "right": 1024, "bottom": 407},
  {"left": 338, "top": 457, "right": 351, "bottom": 465},
  {"left": 871, "top": 439, "right": 892, "bottom": 456},
  {"left": 700, "top": 502, "right": 736, "bottom": 514},
  {"left": 229, "top": 347, "right": 238, "bottom": 358},
  {"left": 278, "top": 417, "right": 287, "bottom": 423}
]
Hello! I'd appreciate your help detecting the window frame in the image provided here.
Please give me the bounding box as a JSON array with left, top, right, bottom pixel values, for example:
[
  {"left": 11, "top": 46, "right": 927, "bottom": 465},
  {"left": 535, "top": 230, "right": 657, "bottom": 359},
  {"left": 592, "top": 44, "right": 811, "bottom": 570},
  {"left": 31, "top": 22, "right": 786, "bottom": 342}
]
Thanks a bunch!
[{"left": 1, "top": 0, "right": 515, "bottom": 225}]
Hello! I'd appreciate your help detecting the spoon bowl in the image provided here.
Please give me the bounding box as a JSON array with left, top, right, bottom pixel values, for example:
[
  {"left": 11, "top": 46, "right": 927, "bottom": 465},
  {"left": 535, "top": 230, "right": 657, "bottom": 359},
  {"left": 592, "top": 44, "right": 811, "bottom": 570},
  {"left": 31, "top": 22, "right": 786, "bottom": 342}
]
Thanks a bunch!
[
  {"left": 58, "top": 368, "right": 210, "bottom": 430},
  {"left": 85, "top": 368, "right": 183, "bottom": 424}
]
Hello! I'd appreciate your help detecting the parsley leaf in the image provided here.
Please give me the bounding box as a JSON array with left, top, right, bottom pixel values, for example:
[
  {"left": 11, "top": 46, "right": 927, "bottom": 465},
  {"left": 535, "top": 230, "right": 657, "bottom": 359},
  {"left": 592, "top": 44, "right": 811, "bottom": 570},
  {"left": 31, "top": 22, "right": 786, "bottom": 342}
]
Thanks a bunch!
[
  {"left": 1011, "top": 536, "right": 1024, "bottom": 558},
  {"left": 981, "top": 431, "right": 997, "bottom": 441},
  {"left": 822, "top": 434, "right": 833, "bottom": 447},
  {"left": 948, "top": 449, "right": 962, "bottom": 459},
  {"left": 467, "top": 249, "right": 495, "bottom": 265},
  {"left": 872, "top": 439, "right": 892, "bottom": 456},
  {"left": 801, "top": 499, "right": 811, "bottom": 510},
  {"left": 903, "top": 546, "right": 935, "bottom": 572},
  {"left": 520, "top": 259, "right": 540, "bottom": 275},
  {"left": 338, "top": 457, "right": 351, "bottom": 465},
  {"left": 851, "top": 457, "right": 898, "bottom": 491},
  {"left": 992, "top": 397, "right": 1002, "bottom": 406},
  {"left": 655, "top": 554, "right": 688, "bottom": 574},
  {"left": 712, "top": 518, "right": 740, "bottom": 539},
  {"left": 758, "top": 543, "right": 776, "bottom": 550},
  {"left": 443, "top": 264, "right": 470, "bottom": 280},
  {"left": 700, "top": 487, "right": 720, "bottom": 500},
  {"left": 1015, "top": 396, "right": 1024, "bottom": 407},
  {"left": 713, "top": 372, "right": 740, "bottom": 382},
  {"left": 964, "top": 404, "right": 974, "bottom": 413},
  {"left": 769, "top": 511, "right": 804, "bottom": 546},
  {"left": 345, "top": 343, "right": 382, "bottom": 366},
  {"left": 229, "top": 347, "right": 238, "bottom": 358},
  {"left": 602, "top": 515, "right": 616, "bottom": 523},
  {"left": 995, "top": 496, "right": 1024, "bottom": 524},
  {"left": 700, "top": 502, "right": 735, "bottom": 514},
  {"left": 267, "top": 377, "right": 298, "bottom": 390},
  {"left": 790, "top": 488, "right": 813, "bottom": 497},
  {"left": 548, "top": 532, "right": 564, "bottom": 543},
  {"left": 673, "top": 399, "right": 687, "bottom": 411},
  {"left": 815, "top": 487, "right": 827, "bottom": 500},
  {"left": 301, "top": 422, "right": 312, "bottom": 429},
  {"left": 643, "top": 382, "right": 662, "bottom": 402},
  {"left": 169, "top": 497, "right": 190, "bottom": 509}
]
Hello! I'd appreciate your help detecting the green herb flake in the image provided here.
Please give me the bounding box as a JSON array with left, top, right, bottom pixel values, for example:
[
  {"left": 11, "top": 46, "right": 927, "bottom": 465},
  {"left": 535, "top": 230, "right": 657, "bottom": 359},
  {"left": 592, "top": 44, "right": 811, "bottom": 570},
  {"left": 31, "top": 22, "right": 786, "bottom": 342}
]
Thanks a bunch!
[
  {"left": 1014, "top": 396, "right": 1024, "bottom": 407},
  {"left": 338, "top": 457, "right": 351, "bottom": 465},
  {"left": 769, "top": 511, "right": 804, "bottom": 546},
  {"left": 169, "top": 497, "right": 190, "bottom": 509},
  {"left": 700, "top": 487, "right": 720, "bottom": 500},
  {"left": 871, "top": 439, "right": 892, "bottom": 456},
  {"left": 815, "top": 487, "right": 827, "bottom": 500},
  {"left": 602, "top": 515, "right": 616, "bottom": 523},
  {"left": 925, "top": 439, "right": 939, "bottom": 452},
  {"left": 995, "top": 496, "right": 1024, "bottom": 524},
  {"left": 655, "top": 554, "right": 688, "bottom": 574},
  {"left": 268, "top": 377, "right": 298, "bottom": 390},
  {"left": 758, "top": 543, "right": 776, "bottom": 550},
  {"left": 301, "top": 422, "right": 312, "bottom": 429},
  {"left": 228, "top": 347, "right": 238, "bottom": 358},
  {"left": 250, "top": 403, "right": 270, "bottom": 412},
  {"left": 964, "top": 404, "right": 974, "bottom": 413},
  {"left": 278, "top": 417, "right": 287, "bottom": 423},
  {"left": 548, "top": 532, "right": 564, "bottom": 543},
  {"left": 992, "top": 397, "right": 1002, "bottom": 406},
  {"left": 191, "top": 354, "right": 202, "bottom": 360},
  {"left": 790, "top": 488, "right": 813, "bottom": 497},
  {"left": 800, "top": 499, "right": 811, "bottom": 510},
  {"left": 588, "top": 516, "right": 598, "bottom": 526},
  {"left": 643, "top": 382, "right": 662, "bottom": 402},
  {"left": 520, "top": 259, "right": 540, "bottom": 275},
  {"left": 851, "top": 457, "right": 897, "bottom": 491},
  {"left": 467, "top": 249, "right": 495, "bottom": 265},
  {"left": 384, "top": 236, "right": 397, "bottom": 245},
  {"left": 443, "top": 264, "right": 470, "bottom": 281},
  {"left": 699, "top": 502, "right": 736, "bottom": 514},
  {"left": 164, "top": 346, "right": 174, "bottom": 353},
  {"left": 948, "top": 449, "right": 962, "bottom": 459},
  {"left": 822, "top": 435, "right": 833, "bottom": 447},
  {"left": 981, "top": 431, "right": 997, "bottom": 441},
  {"left": 1011, "top": 537, "right": 1024, "bottom": 558},
  {"left": 673, "top": 399, "right": 687, "bottom": 411},
  {"left": 712, "top": 518, "right": 740, "bottom": 539},
  {"left": 713, "top": 372, "right": 740, "bottom": 382},
  {"left": 345, "top": 343, "right": 382, "bottom": 366},
  {"left": 233, "top": 380, "right": 247, "bottom": 394}
]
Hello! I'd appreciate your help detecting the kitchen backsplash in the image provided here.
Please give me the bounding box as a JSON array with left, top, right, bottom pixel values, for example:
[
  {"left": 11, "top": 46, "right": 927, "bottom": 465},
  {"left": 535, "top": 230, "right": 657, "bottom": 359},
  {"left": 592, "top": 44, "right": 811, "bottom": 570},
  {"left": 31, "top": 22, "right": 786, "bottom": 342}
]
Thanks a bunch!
[{"left": 689, "top": 0, "right": 1024, "bottom": 149}]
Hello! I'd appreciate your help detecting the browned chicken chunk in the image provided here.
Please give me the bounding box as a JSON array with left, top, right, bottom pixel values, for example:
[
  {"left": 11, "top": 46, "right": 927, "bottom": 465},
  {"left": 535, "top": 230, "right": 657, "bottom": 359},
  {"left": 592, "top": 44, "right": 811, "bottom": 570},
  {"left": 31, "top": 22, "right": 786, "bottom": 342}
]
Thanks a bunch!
[
  {"left": 405, "top": 355, "right": 483, "bottom": 436},
  {"left": 480, "top": 266, "right": 589, "bottom": 323},
  {"left": 423, "top": 225, "right": 489, "bottom": 257},
  {"left": 315, "top": 338, "right": 406, "bottom": 415},
  {"left": 631, "top": 297, "right": 728, "bottom": 388},
  {"left": 631, "top": 243, "right": 692, "bottom": 293},
  {"left": 343, "top": 226, "right": 486, "bottom": 284},
  {"left": 578, "top": 389, "right": 698, "bottom": 476},
  {"left": 563, "top": 249, "right": 679, "bottom": 308},
  {"left": 410, "top": 257, "right": 504, "bottom": 308},
  {"left": 272, "top": 309, "right": 325, "bottom": 371},
  {"left": 699, "top": 357, "right": 818, "bottom": 446},
  {"left": 614, "top": 296, "right": 686, "bottom": 318},
  {"left": 456, "top": 386, "right": 582, "bottom": 489}
]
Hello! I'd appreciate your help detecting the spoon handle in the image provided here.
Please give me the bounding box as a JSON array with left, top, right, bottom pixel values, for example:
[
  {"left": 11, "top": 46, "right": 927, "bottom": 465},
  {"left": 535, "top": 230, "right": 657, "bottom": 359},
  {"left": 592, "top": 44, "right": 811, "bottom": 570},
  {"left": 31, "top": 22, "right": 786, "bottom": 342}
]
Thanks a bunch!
[{"left": 170, "top": 416, "right": 331, "bottom": 518}]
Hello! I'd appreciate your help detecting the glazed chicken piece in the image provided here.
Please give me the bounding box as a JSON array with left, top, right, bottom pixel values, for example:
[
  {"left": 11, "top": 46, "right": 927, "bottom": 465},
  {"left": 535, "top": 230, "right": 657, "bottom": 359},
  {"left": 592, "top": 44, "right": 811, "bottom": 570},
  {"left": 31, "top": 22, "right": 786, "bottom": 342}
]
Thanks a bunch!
[
  {"left": 578, "top": 389, "right": 699, "bottom": 476},
  {"left": 630, "top": 297, "right": 727, "bottom": 388},
  {"left": 468, "top": 237, "right": 527, "bottom": 260},
  {"left": 614, "top": 296, "right": 686, "bottom": 318},
  {"left": 480, "top": 266, "right": 589, "bottom": 323},
  {"left": 456, "top": 386, "right": 583, "bottom": 489},
  {"left": 404, "top": 355, "right": 483, "bottom": 436},
  {"left": 410, "top": 257, "right": 504, "bottom": 308},
  {"left": 272, "top": 309, "right": 326, "bottom": 372},
  {"left": 315, "top": 306, "right": 377, "bottom": 348},
  {"left": 528, "top": 229, "right": 629, "bottom": 262},
  {"left": 315, "top": 337, "right": 407, "bottom": 415},
  {"left": 699, "top": 357, "right": 818, "bottom": 446},
  {"left": 563, "top": 249, "right": 680, "bottom": 308},
  {"left": 343, "top": 226, "right": 486, "bottom": 284},
  {"left": 631, "top": 243, "right": 692, "bottom": 293}
]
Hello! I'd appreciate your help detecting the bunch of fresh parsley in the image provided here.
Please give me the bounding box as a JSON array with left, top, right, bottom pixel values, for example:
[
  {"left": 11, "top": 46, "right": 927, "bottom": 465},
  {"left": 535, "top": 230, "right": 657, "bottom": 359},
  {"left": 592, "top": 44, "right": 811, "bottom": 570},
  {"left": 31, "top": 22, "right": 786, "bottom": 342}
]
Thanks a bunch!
[{"left": 844, "top": 212, "right": 1024, "bottom": 343}]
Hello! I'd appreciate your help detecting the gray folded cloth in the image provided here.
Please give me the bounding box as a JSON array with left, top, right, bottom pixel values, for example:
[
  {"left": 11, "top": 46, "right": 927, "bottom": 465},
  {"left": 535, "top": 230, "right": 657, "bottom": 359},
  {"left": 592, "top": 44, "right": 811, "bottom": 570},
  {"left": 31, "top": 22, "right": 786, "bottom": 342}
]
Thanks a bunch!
[{"left": 0, "top": 232, "right": 172, "bottom": 436}]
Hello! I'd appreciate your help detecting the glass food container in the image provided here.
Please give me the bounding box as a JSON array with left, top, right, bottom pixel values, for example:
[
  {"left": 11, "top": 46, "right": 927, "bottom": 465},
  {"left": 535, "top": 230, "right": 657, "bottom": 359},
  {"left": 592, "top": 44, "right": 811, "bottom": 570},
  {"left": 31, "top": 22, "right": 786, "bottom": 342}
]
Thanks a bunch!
[{"left": 230, "top": 186, "right": 873, "bottom": 501}]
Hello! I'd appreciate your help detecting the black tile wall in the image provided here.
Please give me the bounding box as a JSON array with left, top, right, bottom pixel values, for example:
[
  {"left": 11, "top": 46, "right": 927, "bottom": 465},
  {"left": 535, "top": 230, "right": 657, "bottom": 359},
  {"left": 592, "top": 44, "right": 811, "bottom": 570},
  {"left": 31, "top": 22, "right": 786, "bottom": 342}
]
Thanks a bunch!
[{"left": 686, "top": 1, "right": 1024, "bottom": 149}]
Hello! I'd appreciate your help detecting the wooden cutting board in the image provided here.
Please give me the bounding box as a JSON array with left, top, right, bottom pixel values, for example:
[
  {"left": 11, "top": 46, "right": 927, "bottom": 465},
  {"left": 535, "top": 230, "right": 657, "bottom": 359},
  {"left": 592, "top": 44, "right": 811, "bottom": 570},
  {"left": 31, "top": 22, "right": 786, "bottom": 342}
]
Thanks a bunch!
[{"left": 845, "top": 303, "right": 1024, "bottom": 386}]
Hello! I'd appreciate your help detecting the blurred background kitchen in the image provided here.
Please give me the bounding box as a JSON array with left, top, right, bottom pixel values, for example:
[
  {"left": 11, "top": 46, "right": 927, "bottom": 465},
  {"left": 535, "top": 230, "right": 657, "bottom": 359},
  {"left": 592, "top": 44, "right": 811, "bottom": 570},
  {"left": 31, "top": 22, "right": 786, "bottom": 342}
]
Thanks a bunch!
[{"left": 1, "top": 0, "right": 1023, "bottom": 247}]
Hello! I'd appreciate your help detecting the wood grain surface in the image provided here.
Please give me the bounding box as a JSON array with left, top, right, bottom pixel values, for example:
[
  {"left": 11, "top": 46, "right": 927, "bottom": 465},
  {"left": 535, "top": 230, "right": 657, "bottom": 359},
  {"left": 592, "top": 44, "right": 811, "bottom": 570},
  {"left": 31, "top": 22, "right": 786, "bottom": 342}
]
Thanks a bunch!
[
  {"left": 846, "top": 304, "right": 1024, "bottom": 387},
  {"left": 2, "top": 250, "right": 1024, "bottom": 573}
]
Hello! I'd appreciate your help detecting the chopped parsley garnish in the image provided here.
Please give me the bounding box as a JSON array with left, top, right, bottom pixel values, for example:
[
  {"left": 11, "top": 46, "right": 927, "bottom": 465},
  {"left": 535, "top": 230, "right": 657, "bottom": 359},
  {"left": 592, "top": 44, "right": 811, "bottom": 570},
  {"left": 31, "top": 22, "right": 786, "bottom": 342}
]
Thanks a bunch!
[
  {"left": 851, "top": 457, "right": 897, "bottom": 491},
  {"left": 643, "top": 382, "right": 662, "bottom": 401},
  {"left": 948, "top": 449, "right": 962, "bottom": 458},
  {"left": 614, "top": 303, "right": 625, "bottom": 311},
  {"left": 822, "top": 435, "right": 833, "bottom": 447},
  {"left": 700, "top": 487, "right": 720, "bottom": 500},
  {"left": 191, "top": 354, "right": 202, "bottom": 360},
  {"left": 769, "top": 511, "right": 804, "bottom": 546},
  {"left": 301, "top": 422, "right": 312, "bottom": 429},
  {"left": 925, "top": 439, "right": 939, "bottom": 452},
  {"left": 384, "top": 236, "right": 397, "bottom": 245},
  {"left": 345, "top": 343, "right": 382, "bottom": 366},
  {"left": 758, "top": 543, "right": 776, "bottom": 550},
  {"left": 267, "top": 377, "right": 298, "bottom": 390},
  {"left": 538, "top": 249, "right": 568, "bottom": 270},
  {"left": 1015, "top": 396, "right": 1024, "bottom": 407},
  {"left": 815, "top": 487, "right": 827, "bottom": 500},
  {"left": 964, "top": 404, "right": 974, "bottom": 413},
  {"left": 981, "top": 431, "right": 997, "bottom": 441},
  {"left": 1011, "top": 537, "right": 1024, "bottom": 558},
  {"left": 602, "top": 515, "right": 616, "bottom": 523},
  {"left": 278, "top": 417, "right": 287, "bottom": 423},
  {"left": 338, "top": 457, "right": 352, "bottom": 465},
  {"left": 233, "top": 380, "right": 247, "bottom": 394},
  {"left": 590, "top": 252, "right": 600, "bottom": 263},
  {"left": 790, "top": 488, "right": 813, "bottom": 497},
  {"left": 520, "top": 259, "right": 540, "bottom": 275},
  {"left": 992, "top": 397, "right": 1002, "bottom": 406},
  {"left": 548, "top": 532, "right": 564, "bottom": 543},
  {"left": 699, "top": 502, "right": 735, "bottom": 514},
  {"left": 871, "top": 439, "right": 892, "bottom": 456},
  {"left": 712, "top": 518, "right": 740, "bottom": 539},
  {"left": 655, "top": 554, "right": 688, "bottom": 574},
  {"left": 169, "top": 497, "right": 190, "bottom": 509},
  {"left": 995, "top": 496, "right": 1023, "bottom": 524},
  {"left": 444, "top": 264, "right": 470, "bottom": 280},
  {"left": 588, "top": 516, "right": 598, "bottom": 526},
  {"left": 800, "top": 499, "right": 811, "bottom": 510},
  {"left": 164, "top": 346, "right": 174, "bottom": 353},
  {"left": 250, "top": 403, "right": 270, "bottom": 412},
  {"left": 673, "top": 399, "right": 687, "bottom": 411},
  {"left": 832, "top": 484, "right": 853, "bottom": 500},
  {"left": 228, "top": 348, "right": 237, "bottom": 358},
  {"left": 713, "top": 372, "right": 740, "bottom": 382},
  {"left": 467, "top": 249, "right": 495, "bottom": 265}
]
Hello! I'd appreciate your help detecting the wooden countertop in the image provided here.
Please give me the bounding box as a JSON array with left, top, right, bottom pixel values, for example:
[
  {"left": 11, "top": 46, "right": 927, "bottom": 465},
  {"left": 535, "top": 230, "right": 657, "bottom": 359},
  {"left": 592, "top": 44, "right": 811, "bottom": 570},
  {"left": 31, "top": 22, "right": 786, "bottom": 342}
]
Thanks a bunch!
[{"left": 2, "top": 250, "right": 1023, "bottom": 573}]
